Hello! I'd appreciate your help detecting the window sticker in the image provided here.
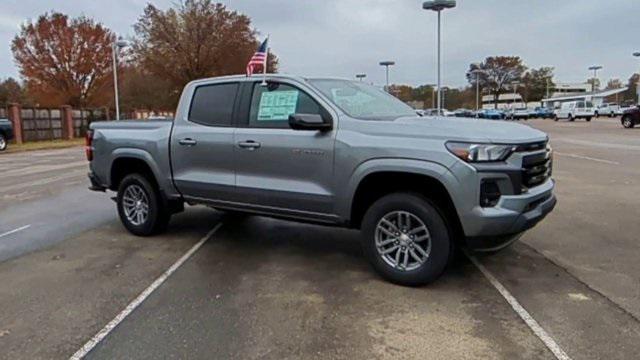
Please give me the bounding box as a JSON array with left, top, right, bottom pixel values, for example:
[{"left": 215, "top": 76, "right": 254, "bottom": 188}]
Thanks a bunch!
[{"left": 257, "top": 90, "right": 299, "bottom": 121}]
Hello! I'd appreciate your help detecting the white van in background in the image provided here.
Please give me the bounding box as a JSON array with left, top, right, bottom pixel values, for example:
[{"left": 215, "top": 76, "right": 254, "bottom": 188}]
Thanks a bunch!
[
  {"left": 596, "top": 103, "right": 620, "bottom": 117},
  {"left": 554, "top": 100, "right": 595, "bottom": 122}
]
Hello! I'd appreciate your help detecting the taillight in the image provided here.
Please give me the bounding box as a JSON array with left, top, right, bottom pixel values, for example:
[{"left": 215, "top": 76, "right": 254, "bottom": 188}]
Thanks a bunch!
[{"left": 85, "top": 130, "right": 94, "bottom": 161}]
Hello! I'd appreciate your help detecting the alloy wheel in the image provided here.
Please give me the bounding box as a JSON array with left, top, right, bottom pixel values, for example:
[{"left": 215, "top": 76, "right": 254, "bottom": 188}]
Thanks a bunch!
[
  {"left": 122, "top": 184, "right": 149, "bottom": 226},
  {"left": 375, "top": 211, "right": 431, "bottom": 271}
]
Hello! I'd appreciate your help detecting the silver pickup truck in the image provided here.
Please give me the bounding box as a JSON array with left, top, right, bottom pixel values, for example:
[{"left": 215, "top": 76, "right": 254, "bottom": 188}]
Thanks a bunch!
[{"left": 87, "top": 74, "right": 556, "bottom": 285}]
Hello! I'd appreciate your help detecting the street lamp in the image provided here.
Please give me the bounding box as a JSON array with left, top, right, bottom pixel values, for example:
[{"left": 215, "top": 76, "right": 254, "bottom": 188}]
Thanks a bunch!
[
  {"left": 470, "top": 68, "right": 485, "bottom": 111},
  {"left": 423, "top": 0, "right": 456, "bottom": 116},
  {"left": 112, "top": 37, "right": 129, "bottom": 121},
  {"left": 588, "top": 65, "right": 602, "bottom": 92},
  {"left": 355, "top": 73, "right": 367, "bottom": 82},
  {"left": 379, "top": 61, "right": 395, "bottom": 91},
  {"left": 633, "top": 52, "right": 640, "bottom": 104}
]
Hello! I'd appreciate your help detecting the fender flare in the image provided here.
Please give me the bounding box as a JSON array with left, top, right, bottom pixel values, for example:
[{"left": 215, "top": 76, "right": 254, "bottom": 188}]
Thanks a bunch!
[{"left": 337, "top": 158, "right": 464, "bottom": 221}]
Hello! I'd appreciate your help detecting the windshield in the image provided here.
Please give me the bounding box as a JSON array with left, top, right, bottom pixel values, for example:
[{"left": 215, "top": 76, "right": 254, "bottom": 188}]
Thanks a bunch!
[{"left": 309, "top": 79, "right": 416, "bottom": 120}]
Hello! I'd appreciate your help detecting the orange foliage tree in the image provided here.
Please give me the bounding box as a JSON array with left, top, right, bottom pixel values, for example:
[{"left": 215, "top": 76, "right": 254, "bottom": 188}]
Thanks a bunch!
[
  {"left": 12, "top": 13, "right": 114, "bottom": 107},
  {"left": 133, "top": 0, "right": 278, "bottom": 93}
]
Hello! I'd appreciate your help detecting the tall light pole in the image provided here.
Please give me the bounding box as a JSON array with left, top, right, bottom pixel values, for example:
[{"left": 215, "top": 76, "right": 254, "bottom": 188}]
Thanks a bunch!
[
  {"left": 633, "top": 52, "right": 640, "bottom": 104},
  {"left": 379, "top": 61, "right": 395, "bottom": 91},
  {"left": 588, "top": 65, "right": 602, "bottom": 92},
  {"left": 470, "top": 69, "right": 485, "bottom": 111},
  {"left": 423, "top": 0, "right": 456, "bottom": 116},
  {"left": 356, "top": 73, "right": 367, "bottom": 82},
  {"left": 112, "top": 37, "right": 129, "bottom": 120}
]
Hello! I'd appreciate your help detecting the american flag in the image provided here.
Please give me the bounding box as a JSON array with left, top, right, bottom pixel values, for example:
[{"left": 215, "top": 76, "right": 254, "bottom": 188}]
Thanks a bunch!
[{"left": 246, "top": 38, "right": 268, "bottom": 76}]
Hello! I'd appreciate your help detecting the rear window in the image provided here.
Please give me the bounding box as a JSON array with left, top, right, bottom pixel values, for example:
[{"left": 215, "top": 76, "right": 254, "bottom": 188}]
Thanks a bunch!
[{"left": 189, "top": 83, "right": 239, "bottom": 127}]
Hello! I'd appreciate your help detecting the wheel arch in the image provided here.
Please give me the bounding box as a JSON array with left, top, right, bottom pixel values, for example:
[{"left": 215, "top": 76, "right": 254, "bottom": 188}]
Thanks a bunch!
[
  {"left": 108, "top": 149, "right": 163, "bottom": 192},
  {"left": 343, "top": 159, "right": 465, "bottom": 242}
]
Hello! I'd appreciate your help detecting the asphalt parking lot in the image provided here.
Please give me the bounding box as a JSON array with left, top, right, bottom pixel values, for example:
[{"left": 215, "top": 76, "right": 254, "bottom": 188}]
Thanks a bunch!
[{"left": 1, "top": 116, "right": 640, "bottom": 359}]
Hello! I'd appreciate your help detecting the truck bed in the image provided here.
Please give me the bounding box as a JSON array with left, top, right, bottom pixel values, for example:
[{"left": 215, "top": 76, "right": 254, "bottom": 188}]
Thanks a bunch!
[{"left": 89, "top": 119, "right": 175, "bottom": 192}]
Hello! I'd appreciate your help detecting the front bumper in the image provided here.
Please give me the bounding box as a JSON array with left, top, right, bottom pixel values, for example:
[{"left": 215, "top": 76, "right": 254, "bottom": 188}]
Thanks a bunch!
[{"left": 464, "top": 178, "right": 556, "bottom": 251}]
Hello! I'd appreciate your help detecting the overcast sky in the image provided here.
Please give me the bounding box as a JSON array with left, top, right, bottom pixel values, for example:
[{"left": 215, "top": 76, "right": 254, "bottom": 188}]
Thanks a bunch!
[{"left": 0, "top": 0, "right": 638, "bottom": 88}]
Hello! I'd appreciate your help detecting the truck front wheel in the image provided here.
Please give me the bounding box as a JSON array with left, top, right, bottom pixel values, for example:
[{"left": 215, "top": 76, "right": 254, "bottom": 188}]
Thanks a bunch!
[
  {"left": 117, "top": 174, "right": 170, "bottom": 236},
  {"left": 361, "top": 193, "right": 451, "bottom": 286}
]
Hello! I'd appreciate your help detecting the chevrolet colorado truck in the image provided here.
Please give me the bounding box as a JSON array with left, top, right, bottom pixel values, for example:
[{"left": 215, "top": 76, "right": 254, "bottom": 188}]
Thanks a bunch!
[{"left": 87, "top": 75, "right": 556, "bottom": 285}]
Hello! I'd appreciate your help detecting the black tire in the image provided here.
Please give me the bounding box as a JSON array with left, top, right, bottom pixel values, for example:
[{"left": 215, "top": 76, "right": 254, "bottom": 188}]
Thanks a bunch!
[
  {"left": 361, "top": 193, "right": 451, "bottom": 286},
  {"left": 622, "top": 116, "right": 634, "bottom": 129},
  {"left": 117, "top": 174, "right": 170, "bottom": 236},
  {"left": 0, "top": 133, "right": 6, "bottom": 151},
  {"left": 586, "top": 117, "right": 592, "bottom": 122}
]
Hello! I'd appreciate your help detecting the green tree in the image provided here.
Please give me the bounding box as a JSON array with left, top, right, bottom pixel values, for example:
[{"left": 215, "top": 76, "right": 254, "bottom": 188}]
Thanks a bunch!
[
  {"left": 466, "top": 56, "right": 527, "bottom": 109},
  {"left": 521, "top": 67, "right": 554, "bottom": 102},
  {"left": 0, "top": 78, "right": 29, "bottom": 105}
]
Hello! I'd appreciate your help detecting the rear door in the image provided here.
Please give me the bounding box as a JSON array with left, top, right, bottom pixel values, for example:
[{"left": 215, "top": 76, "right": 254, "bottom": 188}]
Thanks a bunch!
[
  {"left": 171, "top": 81, "right": 239, "bottom": 200},
  {"left": 233, "top": 80, "right": 336, "bottom": 217}
]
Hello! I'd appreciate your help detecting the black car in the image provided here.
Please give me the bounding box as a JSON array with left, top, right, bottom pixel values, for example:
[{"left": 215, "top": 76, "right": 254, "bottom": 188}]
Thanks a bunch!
[
  {"left": 621, "top": 106, "right": 640, "bottom": 129},
  {"left": 0, "top": 118, "right": 14, "bottom": 151}
]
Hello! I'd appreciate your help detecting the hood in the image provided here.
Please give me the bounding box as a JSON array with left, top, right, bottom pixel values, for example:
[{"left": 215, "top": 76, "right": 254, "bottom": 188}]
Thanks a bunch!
[{"left": 384, "top": 116, "right": 548, "bottom": 143}]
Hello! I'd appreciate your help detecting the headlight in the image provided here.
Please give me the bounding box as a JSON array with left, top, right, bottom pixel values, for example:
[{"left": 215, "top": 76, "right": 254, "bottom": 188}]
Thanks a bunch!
[{"left": 446, "top": 142, "right": 515, "bottom": 163}]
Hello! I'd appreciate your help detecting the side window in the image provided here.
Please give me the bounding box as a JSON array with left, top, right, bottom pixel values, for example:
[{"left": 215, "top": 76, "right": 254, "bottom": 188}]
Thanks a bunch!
[
  {"left": 189, "top": 83, "right": 239, "bottom": 127},
  {"left": 248, "top": 82, "right": 323, "bottom": 128}
]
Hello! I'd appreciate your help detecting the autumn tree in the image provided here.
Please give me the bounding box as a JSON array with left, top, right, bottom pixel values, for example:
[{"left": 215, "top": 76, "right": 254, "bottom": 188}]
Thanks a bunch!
[
  {"left": 521, "top": 67, "right": 554, "bottom": 102},
  {"left": 623, "top": 73, "right": 639, "bottom": 103},
  {"left": 12, "top": 13, "right": 114, "bottom": 107},
  {"left": 133, "top": 0, "right": 278, "bottom": 94},
  {"left": 466, "top": 56, "right": 526, "bottom": 109},
  {"left": 119, "top": 65, "right": 178, "bottom": 112}
]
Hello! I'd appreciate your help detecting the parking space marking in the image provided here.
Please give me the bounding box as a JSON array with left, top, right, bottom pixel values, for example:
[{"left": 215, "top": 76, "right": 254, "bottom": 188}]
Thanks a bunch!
[
  {"left": 69, "top": 223, "right": 223, "bottom": 360},
  {"left": 0, "top": 225, "right": 31, "bottom": 239},
  {"left": 467, "top": 254, "right": 572, "bottom": 360},
  {"left": 554, "top": 152, "right": 619, "bottom": 165}
]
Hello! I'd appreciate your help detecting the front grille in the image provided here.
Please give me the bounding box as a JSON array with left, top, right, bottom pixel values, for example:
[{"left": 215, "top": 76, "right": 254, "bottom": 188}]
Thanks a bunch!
[{"left": 521, "top": 144, "right": 552, "bottom": 190}]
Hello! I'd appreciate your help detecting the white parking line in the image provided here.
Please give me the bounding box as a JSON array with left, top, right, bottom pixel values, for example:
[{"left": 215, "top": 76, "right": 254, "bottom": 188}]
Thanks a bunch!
[
  {"left": 554, "top": 152, "right": 619, "bottom": 165},
  {"left": 0, "top": 225, "right": 31, "bottom": 239},
  {"left": 467, "top": 254, "right": 572, "bottom": 360},
  {"left": 69, "top": 223, "right": 223, "bottom": 360}
]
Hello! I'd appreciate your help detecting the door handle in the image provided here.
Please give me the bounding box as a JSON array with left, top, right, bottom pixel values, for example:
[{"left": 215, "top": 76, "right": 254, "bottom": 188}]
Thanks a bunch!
[
  {"left": 179, "top": 138, "right": 197, "bottom": 146},
  {"left": 237, "top": 140, "right": 261, "bottom": 150}
]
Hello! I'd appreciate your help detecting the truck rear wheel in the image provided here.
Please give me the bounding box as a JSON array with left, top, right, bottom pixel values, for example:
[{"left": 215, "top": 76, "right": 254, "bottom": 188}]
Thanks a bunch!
[
  {"left": 361, "top": 193, "right": 451, "bottom": 286},
  {"left": 117, "top": 174, "right": 170, "bottom": 236},
  {"left": 622, "top": 116, "right": 634, "bottom": 128}
]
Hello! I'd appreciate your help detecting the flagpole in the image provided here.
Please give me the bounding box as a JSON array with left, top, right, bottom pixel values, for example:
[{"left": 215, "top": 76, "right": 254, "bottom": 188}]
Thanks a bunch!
[{"left": 261, "top": 35, "right": 269, "bottom": 86}]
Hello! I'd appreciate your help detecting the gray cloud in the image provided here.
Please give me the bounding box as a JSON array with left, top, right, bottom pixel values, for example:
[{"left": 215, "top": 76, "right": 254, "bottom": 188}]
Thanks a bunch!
[{"left": 1, "top": 0, "right": 638, "bottom": 88}]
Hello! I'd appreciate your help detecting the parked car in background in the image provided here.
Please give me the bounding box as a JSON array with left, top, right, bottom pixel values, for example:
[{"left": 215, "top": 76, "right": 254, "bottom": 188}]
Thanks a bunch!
[
  {"left": 506, "top": 107, "right": 532, "bottom": 120},
  {"left": 477, "top": 108, "right": 505, "bottom": 120},
  {"left": 0, "top": 118, "right": 14, "bottom": 151},
  {"left": 423, "top": 108, "right": 454, "bottom": 117},
  {"left": 621, "top": 105, "right": 640, "bottom": 128},
  {"left": 87, "top": 74, "right": 556, "bottom": 285},
  {"left": 531, "top": 107, "right": 554, "bottom": 119},
  {"left": 554, "top": 101, "right": 595, "bottom": 122},
  {"left": 596, "top": 103, "right": 620, "bottom": 117},
  {"left": 618, "top": 101, "right": 636, "bottom": 115},
  {"left": 453, "top": 108, "right": 475, "bottom": 118}
]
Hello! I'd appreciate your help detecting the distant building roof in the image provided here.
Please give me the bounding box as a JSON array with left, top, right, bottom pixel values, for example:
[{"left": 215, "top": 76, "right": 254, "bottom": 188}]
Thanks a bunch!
[{"left": 541, "top": 87, "right": 628, "bottom": 102}]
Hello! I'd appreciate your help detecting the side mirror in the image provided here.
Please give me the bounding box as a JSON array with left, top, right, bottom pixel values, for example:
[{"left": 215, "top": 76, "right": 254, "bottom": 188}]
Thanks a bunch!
[{"left": 288, "top": 113, "right": 332, "bottom": 131}]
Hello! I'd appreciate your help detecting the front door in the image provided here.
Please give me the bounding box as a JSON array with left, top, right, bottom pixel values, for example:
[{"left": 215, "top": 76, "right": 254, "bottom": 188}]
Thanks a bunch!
[
  {"left": 233, "top": 81, "right": 336, "bottom": 216},
  {"left": 171, "top": 81, "right": 239, "bottom": 201}
]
